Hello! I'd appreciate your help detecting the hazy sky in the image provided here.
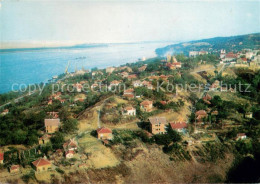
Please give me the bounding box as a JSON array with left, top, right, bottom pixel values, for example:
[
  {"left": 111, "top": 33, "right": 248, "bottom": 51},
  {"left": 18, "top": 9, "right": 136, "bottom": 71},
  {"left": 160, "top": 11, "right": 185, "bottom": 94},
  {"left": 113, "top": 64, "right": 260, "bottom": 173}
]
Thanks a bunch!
[{"left": 0, "top": 0, "right": 259, "bottom": 44}]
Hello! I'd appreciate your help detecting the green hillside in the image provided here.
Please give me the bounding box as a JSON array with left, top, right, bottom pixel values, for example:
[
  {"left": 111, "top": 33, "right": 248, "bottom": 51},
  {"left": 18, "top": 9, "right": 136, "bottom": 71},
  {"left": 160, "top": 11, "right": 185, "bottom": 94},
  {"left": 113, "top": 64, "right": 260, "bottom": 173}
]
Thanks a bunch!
[{"left": 156, "top": 33, "right": 260, "bottom": 56}]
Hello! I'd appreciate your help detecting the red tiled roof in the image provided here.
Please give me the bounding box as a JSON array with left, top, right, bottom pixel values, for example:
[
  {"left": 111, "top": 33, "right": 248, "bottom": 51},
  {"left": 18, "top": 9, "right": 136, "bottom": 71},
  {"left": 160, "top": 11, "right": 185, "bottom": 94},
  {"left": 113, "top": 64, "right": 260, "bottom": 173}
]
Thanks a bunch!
[
  {"left": 32, "top": 158, "right": 51, "bottom": 167},
  {"left": 97, "top": 127, "right": 112, "bottom": 134},
  {"left": 10, "top": 165, "right": 20, "bottom": 170},
  {"left": 226, "top": 52, "right": 237, "bottom": 58},
  {"left": 196, "top": 110, "right": 207, "bottom": 116},
  {"left": 124, "top": 88, "right": 134, "bottom": 93},
  {"left": 0, "top": 152, "right": 3, "bottom": 161},
  {"left": 203, "top": 94, "right": 212, "bottom": 101},
  {"left": 66, "top": 150, "right": 75, "bottom": 155},
  {"left": 128, "top": 74, "right": 137, "bottom": 79},
  {"left": 242, "top": 57, "right": 247, "bottom": 61},
  {"left": 124, "top": 106, "right": 135, "bottom": 111},
  {"left": 63, "top": 139, "right": 77, "bottom": 149},
  {"left": 170, "top": 122, "right": 187, "bottom": 129},
  {"left": 237, "top": 133, "right": 246, "bottom": 137},
  {"left": 160, "top": 101, "right": 167, "bottom": 105},
  {"left": 140, "top": 100, "right": 153, "bottom": 106}
]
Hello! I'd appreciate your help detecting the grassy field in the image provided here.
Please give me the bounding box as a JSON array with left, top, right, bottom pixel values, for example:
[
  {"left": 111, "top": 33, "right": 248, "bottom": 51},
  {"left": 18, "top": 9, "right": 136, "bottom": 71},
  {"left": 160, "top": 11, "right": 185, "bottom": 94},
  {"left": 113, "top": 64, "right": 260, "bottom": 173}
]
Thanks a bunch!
[{"left": 77, "top": 133, "right": 120, "bottom": 169}]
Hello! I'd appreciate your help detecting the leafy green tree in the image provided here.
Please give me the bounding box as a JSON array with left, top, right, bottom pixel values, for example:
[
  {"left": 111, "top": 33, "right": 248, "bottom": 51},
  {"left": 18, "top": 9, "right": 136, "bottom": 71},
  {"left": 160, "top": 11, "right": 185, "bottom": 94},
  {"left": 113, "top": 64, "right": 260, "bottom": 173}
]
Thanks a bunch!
[{"left": 50, "top": 132, "right": 64, "bottom": 150}]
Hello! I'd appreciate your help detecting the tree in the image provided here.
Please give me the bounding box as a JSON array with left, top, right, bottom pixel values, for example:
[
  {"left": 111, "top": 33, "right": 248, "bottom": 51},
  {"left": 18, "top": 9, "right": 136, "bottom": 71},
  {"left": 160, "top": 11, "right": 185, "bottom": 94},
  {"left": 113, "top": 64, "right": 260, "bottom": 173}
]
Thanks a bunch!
[
  {"left": 62, "top": 119, "right": 78, "bottom": 133},
  {"left": 51, "top": 132, "right": 64, "bottom": 149}
]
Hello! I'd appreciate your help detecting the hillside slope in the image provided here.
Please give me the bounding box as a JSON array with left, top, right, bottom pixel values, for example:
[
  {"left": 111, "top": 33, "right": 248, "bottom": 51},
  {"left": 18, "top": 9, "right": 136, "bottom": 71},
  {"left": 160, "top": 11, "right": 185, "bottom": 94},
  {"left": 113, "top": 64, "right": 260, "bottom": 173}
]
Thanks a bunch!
[{"left": 156, "top": 33, "right": 260, "bottom": 56}]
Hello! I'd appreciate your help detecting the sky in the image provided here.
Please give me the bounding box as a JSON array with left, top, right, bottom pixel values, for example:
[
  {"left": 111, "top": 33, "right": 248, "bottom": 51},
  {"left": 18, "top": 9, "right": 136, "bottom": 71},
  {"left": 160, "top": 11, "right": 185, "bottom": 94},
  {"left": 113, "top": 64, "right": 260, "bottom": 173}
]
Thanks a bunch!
[{"left": 0, "top": 0, "right": 259, "bottom": 44}]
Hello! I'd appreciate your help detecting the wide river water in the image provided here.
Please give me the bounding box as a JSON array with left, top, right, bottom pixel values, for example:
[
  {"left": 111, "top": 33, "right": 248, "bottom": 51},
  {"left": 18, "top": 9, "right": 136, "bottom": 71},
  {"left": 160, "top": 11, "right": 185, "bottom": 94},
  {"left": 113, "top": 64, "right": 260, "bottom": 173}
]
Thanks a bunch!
[{"left": 0, "top": 42, "right": 174, "bottom": 94}]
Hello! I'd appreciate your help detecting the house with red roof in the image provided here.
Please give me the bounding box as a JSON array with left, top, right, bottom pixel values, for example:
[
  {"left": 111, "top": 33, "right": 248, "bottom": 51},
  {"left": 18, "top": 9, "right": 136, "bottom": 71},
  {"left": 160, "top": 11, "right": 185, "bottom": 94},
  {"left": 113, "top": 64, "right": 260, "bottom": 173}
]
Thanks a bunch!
[
  {"left": 122, "top": 106, "right": 136, "bottom": 116},
  {"left": 0, "top": 152, "right": 4, "bottom": 164},
  {"left": 63, "top": 139, "right": 78, "bottom": 151},
  {"left": 195, "top": 110, "right": 208, "bottom": 122},
  {"left": 123, "top": 88, "right": 135, "bottom": 99},
  {"left": 170, "top": 122, "right": 187, "bottom": 133},
  {"left": 1, "top": 109, "right": 9, "bottom": 116},
  {"left": 32, "top": 158, "right": 52, "bottom": 172},
  {"left": 9, "top": 165, "right": 20, "bottom": 173},
  {"left": 127, "top": 74, "right": 137, "bottom": 80},
  {"left": 96, "top": 127, "right": 113, "bottom": 140},
  {"left": 140, "top": 100, "right": 153, "bottom": 112},
  {"left": 172, "top": 62, "right": 182, "bottom": 68},
  {"left": 65, "top": 150, "right": 75, "bottom": 159},
  {"left": 121, "top": 71, "right": 129, "bottom": 78},
  {"left": 236, "top": 133, "right": 247, "bottom": 141}
]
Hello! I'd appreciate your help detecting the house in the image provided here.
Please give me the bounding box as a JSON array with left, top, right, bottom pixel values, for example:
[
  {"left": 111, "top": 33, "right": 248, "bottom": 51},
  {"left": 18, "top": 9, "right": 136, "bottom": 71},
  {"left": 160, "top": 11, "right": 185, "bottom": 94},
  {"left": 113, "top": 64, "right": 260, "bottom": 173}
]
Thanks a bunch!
[
  {"left": 74, "top": 83, "right": 83, "bottom": 92},
  {"left": 127, "top": 74, "right": 137, "bottom": 80},
  {"left": 166, "top": 63, "right": 175, "bottom": 70},
  {"left": 138, "top": 65, "right": 147, "bottom": 72},
  {"left": 203, "top": 94, "right": 212, "bottom": 104},
  {"left": 9, "top": 165, "right": 20, "bottom": 173},
  {"left": 237, "top": 57, "right": 248, "bottom": 64},
  {"left": 96, "top": 127, "right": 113, "bottom": 140},
  {"left": 48, "top": 99, "right": 52, "bottom": 105},
  {"left": 245, "top": 112, "right": 253, "bottom": 119},
  {"left": 133, "top": 80, "right": 143, "bottom": 88},
  {"left": 159, "top": 75, "right": 169, "bottom": 82},
  {"left": 148, "top": 75, "right": 159, "bottom": 81},
  {"left": 211, "top": 110, "right": 218, "bottom": 115},
  {"left": 189, "top": 51, "right": 199, "bottom": 57},
  {"left": 149, "top": 117, "right": 167, "bottom": 134},
  {"left": 140, "top": 100, "right": 153, "bottom": 112},
  {"left": 108, "top": 80, "right": 121, "bottom": 90},
  {"left": 59, "top": 99, "right": 65, "bottom": 104},
  {"left": 170, "top": 122, "right": 187, "bottom": 133},
  {"left": 63, "top": 139, "right": 78, "bottom": 151},
  {"left": 106, "top": 67, "right": 115, "bottom": 73},
  {"left": 38, "top": 134, "right": 52, "bottom": 145},
  {"left": 123, "top": 88, "right": 135, "bottom": 99},
  {"left": 220, "top": 49, "right": 226, "bottom": 59},
  {"left": 0, "top": 152, "right": 3, "bottom": 164},
  {"left": 142, "top": 81, "right": 153, "bottom": 90},
  {"left": 65, "top": 150, "right": 75, "bottom": 159},
  {"left": 236, "top": 133, "right": 247, "bottom": 141},
  {"left": 199, "top": 51, "right": 208, "bottom": 55},
  {"left": 172, "top": 62, "right": 182, "bottom": 68},
  {"left": 195, "top": 110, "right": 207, "bottom": 122},
  {"left": 119, "top": 66, "right": 133, "bottom": 73},
  {"left": 122, "top": 106, "right": 136, "bottom": 116},
  {"left": 32, "top": 158, "right": 52, "bottom": 172},
  {"left": 121, "top": 72, "right": 129, "bottom": 78},
  {"left": 44, "top": 119, "right": 60, "bottom": 133},
  {"left": 1, "top": 109, "right": 9, "bottom": 116},
  {"left": 246, "top": 52, "right": 254, "bottom": 59},
  {"left": 92, "top": 70, "right": 103, "bottom": 76},
  {"left": 224, "top": 52, "right": 237, "bottom": 62}
]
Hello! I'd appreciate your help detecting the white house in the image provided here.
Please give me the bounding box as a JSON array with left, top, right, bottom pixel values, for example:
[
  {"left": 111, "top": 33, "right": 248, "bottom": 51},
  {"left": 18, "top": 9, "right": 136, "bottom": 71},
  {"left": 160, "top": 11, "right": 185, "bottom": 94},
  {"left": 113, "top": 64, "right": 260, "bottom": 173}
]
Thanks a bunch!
[
  {"left": 236, "top": 133, "right": 247, "bottom": 141},
  {"left": 122, "top": 106, "right": 136, "bottom": 116},
  {"left": 133, "top": 80, "right": 143, "bottom": 88}
]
